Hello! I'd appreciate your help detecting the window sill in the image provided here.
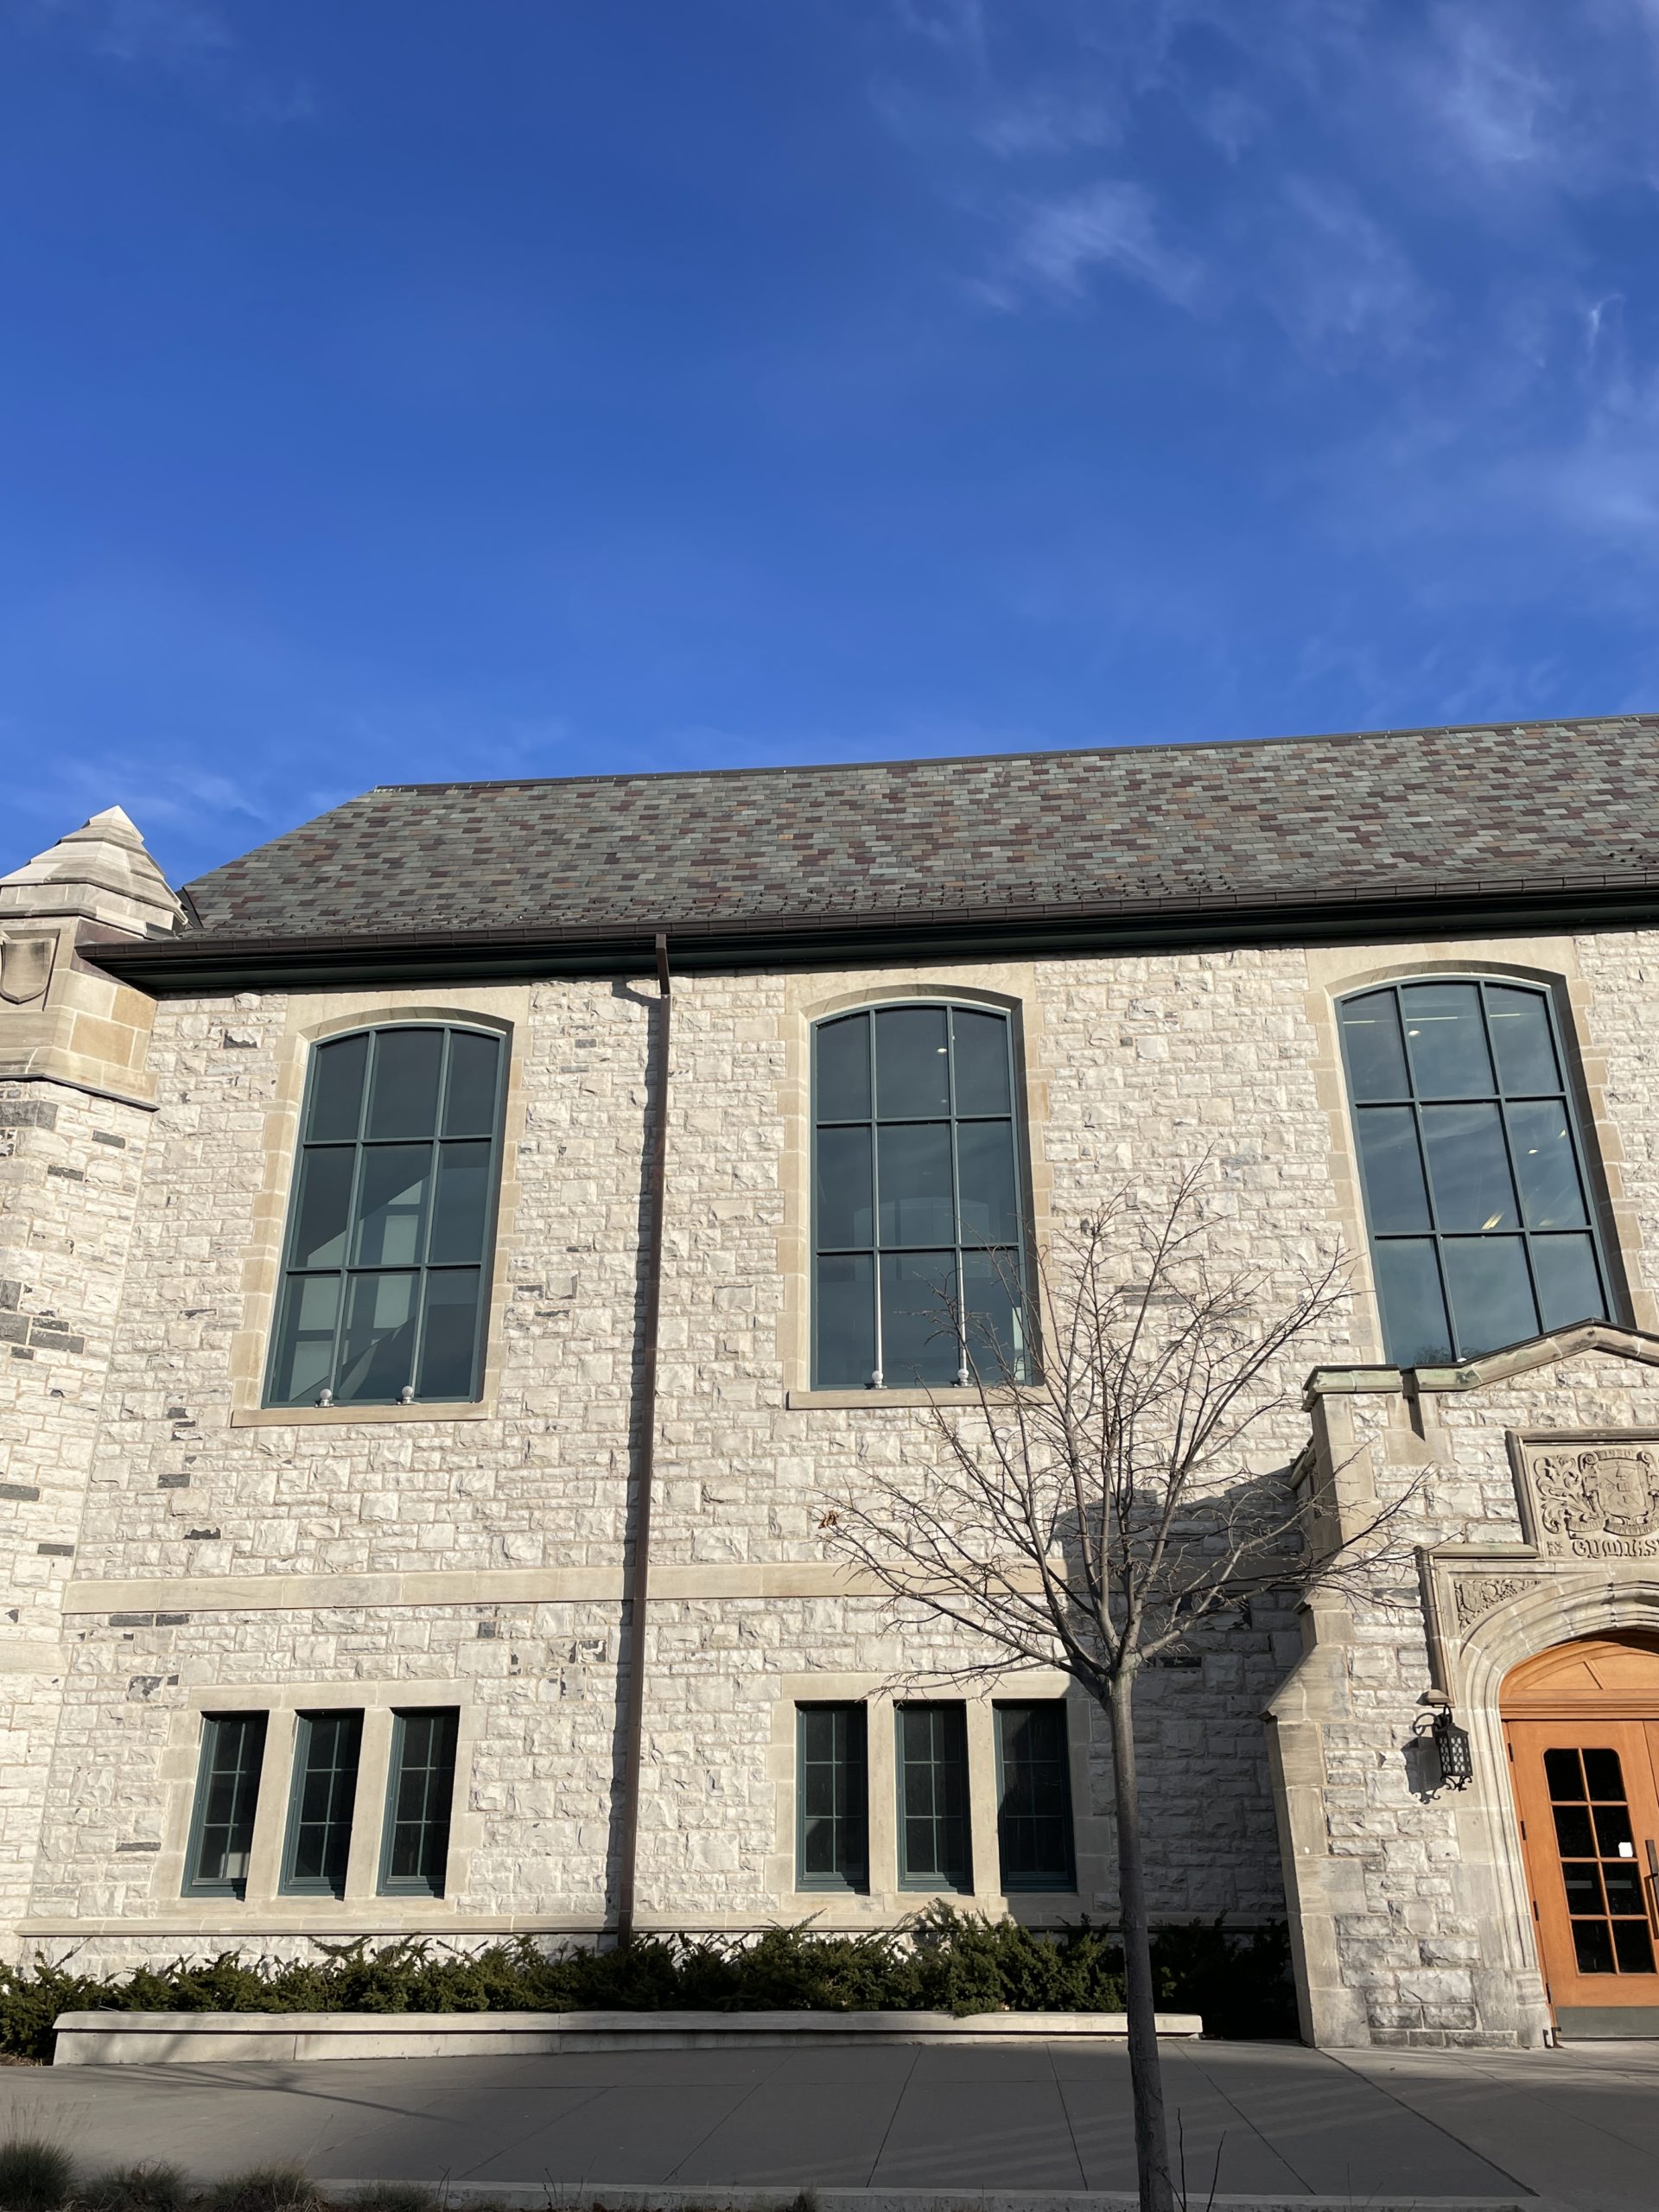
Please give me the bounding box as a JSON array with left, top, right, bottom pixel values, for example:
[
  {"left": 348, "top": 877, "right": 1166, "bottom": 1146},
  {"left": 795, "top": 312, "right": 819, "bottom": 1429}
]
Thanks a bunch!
[
  {"left": 230, "top": 1402, "right": 493, "bottom": 1429},
  {"left": 785, "top": 1386, "right": 1039, "bottom": 1410}
]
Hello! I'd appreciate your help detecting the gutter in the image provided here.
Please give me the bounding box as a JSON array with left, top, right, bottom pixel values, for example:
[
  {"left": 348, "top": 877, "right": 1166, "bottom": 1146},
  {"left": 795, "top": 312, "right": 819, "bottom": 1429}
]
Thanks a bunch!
[
  {"left": 85, "top": 878, "right": 1659, "bottom": 995},
  {"left": 613, "top": 931, "right": 671, "bottom": 1942}
]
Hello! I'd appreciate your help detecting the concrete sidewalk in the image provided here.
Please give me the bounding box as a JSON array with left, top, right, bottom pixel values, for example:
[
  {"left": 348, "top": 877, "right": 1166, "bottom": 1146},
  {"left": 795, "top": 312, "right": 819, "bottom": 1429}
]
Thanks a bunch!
[{"left": 3, "top": 2037, "right": 1658, "bottom": 2211}]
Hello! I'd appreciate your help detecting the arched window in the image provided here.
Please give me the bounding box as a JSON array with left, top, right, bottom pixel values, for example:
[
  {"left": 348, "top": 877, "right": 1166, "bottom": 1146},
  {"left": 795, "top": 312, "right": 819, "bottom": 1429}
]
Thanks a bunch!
[
  {"left": 1338, "top": 980, "right": 1610, "bottom": 1366},
  {"left": 812, "top": 1001, "right": 1030, "bottom": 1388},
  {"left": 264, "top": 1024, "right": 506, "bottom": 1408}
]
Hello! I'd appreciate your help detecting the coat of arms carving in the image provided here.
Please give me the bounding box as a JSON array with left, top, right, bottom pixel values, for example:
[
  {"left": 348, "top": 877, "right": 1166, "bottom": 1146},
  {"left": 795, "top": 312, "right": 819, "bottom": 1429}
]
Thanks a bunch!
[
  {"left": 0, "top": 933, "right": 54, "bottom": 1007},
  {"left": 1533, "top": 1445, "right": 1659, "bottom": 1557}
]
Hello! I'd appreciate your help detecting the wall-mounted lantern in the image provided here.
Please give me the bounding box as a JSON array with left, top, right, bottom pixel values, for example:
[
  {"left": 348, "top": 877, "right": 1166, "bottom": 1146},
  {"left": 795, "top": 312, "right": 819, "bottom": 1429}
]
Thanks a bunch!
[{"left": 1414, "top": 1691, "right": 1473, "bottom": 1791}]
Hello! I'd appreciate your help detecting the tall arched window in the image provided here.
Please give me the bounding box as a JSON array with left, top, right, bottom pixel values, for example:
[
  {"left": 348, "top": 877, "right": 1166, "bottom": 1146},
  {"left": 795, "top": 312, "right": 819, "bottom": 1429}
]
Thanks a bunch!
[
  {"left": 1338, "top": 980, "right": 1610, "bottom": 1366},
  {"left": 264, "top": 1023, "right": 506, "bottom": 1408},
  {"left": 812, "top": 1001, "right": 1030, "bottom": 1388}
]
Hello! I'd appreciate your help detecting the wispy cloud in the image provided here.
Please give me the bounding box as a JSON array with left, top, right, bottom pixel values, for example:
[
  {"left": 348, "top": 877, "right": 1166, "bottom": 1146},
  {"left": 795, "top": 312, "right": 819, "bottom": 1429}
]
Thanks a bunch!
[{"left": 989, "top": 179, "right": 1203, "bottom": 309}]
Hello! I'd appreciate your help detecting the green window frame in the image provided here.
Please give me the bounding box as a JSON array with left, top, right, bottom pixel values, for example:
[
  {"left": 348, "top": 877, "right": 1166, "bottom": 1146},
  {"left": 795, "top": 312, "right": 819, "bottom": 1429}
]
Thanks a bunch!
[
  {"left": 812, "top": 1002, "right": 1031, "bottom": 1389},
  {"left": 264, "top": 1023, "right": 507, "bottom": 1408},
  {"left": 279, "top": 1710, "right": 364, "bottom": 1899},
  {"left": 1338, "top": 979, "right": 1611, "bottom": 1366},
  {"left": 183, "top": 1712, "right": 267, "bottom": 1898},
  {"left": 995, "top": 1701, "right": 1076, "bottom": 1892},
  {"left": 895, "top": 1702, "right": 972, "bottom": 1891},
  {"left": 378, "top": 1707, "right": 460, "bottom": 1897},
  {"left": 796, "top": 1704, "right": 869, "bottom": 1891}
]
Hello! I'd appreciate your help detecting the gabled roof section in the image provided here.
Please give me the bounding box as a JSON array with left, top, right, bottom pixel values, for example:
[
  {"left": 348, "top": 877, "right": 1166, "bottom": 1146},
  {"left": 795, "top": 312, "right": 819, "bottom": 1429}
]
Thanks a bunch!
[{"left": 94, "top": 713, "right": 1659, "bottom": 987}]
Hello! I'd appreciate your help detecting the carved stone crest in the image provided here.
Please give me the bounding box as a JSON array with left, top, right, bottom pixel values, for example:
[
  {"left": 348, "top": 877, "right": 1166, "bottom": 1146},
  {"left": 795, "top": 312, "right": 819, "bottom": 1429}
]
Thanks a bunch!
[
  {"left": 1453, "top": 1573, "right": 1548, "bottom": 1628},
  {"left": 0, "top": 933, "right": 54, "bottom": 1007},
  {"left": 1534, "top": 1445, "right": 1659, "bottom": 1557}
]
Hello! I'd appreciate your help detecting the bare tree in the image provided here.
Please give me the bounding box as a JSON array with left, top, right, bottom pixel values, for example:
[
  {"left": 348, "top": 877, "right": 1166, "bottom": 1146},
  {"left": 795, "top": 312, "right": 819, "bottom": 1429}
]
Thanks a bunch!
[{"left": 819, "top": 1165, "right": 1404, "bottom": 2212}]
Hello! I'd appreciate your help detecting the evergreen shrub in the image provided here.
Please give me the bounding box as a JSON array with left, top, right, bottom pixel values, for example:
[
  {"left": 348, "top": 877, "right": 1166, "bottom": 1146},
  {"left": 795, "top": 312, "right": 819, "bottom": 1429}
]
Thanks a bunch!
[{"left": 0, "top": 1910, "right": 1296, "bottom": 2063}]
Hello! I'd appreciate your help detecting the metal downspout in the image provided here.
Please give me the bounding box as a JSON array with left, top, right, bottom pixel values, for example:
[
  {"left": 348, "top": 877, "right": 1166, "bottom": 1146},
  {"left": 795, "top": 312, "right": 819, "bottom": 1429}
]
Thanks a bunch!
[{"left": 614, "top": 931, "right": 671, "bottom": 1942}]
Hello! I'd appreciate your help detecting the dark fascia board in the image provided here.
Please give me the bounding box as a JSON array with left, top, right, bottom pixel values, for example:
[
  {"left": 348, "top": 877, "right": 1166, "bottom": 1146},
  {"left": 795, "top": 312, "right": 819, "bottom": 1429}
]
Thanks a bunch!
[{"left": 87, "top": 878, "right": 1659, "bottom": 995}]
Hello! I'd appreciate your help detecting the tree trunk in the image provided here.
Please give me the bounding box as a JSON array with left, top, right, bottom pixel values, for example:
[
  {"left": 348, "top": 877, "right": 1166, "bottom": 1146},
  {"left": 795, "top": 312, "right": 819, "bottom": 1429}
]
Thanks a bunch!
[{"left": 1109, "top": 1667, "right": 1174, "bottom": 2212}]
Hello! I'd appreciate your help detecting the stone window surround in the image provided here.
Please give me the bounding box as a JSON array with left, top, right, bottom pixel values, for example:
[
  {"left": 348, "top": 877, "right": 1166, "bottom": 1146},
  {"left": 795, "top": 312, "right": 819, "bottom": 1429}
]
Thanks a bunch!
[
  {"left": 776, "top": 969, "right": 1051, "bottom": 1409},
  {"left": 228, "top": 989, "right": 531, "bottom": 1428},
  {"left": 764, "top": 1669, "right": 1102, "bottom": 1919},
  {"left": 149, "top": 1678, "right": 479, "bottom": 1927},
  {"left": 1304, "top": 939, "right": 1656, "bottom": 1369}
]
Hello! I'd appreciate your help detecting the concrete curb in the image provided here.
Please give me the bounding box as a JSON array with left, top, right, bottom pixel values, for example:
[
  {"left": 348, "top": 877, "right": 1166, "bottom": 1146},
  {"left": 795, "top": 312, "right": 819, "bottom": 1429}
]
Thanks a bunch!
[
  {"left": 50, "top": 2008, "right": 1205, "bottom": 2067},
  {"left": 313, "top": 2185, "right": 1538, "bottom": 2212}
]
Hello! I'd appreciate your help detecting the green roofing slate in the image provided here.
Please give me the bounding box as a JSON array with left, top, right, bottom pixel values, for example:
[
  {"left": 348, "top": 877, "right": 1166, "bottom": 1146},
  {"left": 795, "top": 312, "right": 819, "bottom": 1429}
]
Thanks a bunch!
[{"left": 179, "top": 715, "right": 1659, "bottom": 947}]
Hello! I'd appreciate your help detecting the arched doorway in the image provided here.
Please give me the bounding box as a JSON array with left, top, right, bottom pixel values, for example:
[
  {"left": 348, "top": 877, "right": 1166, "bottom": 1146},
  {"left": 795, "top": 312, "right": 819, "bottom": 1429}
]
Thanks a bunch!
[{"left": 1504, "top": 1631, "right": 1659, "bottom": 2037}]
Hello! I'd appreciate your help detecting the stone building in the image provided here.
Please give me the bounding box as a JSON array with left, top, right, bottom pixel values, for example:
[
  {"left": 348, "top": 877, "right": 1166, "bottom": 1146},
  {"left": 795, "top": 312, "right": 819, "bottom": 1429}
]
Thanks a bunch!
[{"left": 6, "top": 714, "right": 1659, "bottom": 2050}]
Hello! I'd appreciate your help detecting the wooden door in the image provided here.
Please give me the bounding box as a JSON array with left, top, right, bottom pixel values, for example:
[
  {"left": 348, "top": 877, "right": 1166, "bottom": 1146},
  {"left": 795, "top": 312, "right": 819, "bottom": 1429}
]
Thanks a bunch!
[{"left": 1503, "top": 1633, "right": 1659, "bottom": 2037}]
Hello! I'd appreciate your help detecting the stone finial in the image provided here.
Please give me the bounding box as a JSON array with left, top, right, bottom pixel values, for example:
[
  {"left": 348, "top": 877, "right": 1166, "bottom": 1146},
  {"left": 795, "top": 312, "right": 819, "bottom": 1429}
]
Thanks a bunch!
[{"left": 0, "top": 806, "right": 182, "bottom": 938}]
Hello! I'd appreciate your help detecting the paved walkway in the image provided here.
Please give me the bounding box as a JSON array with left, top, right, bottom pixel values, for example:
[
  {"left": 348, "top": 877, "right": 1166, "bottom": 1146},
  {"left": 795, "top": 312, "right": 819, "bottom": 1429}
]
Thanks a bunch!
[{"left": 5, "top": 2037, "right": 1659, "bottom": 2209}]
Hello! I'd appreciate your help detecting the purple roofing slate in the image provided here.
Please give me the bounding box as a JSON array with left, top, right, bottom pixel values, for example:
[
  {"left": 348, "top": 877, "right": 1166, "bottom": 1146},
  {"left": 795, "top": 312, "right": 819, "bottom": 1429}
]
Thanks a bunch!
[{"left": 180, "top": 716, "right": 1659, "bottom": 944}]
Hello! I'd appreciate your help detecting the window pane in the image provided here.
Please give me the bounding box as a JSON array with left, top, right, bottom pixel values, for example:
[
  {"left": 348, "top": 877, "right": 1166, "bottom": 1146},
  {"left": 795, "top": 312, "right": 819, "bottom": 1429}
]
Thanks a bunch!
[
  {"left": 366, "top": 1028, "right": 443, "bottom": 1141},
  {"left": 963, "top": 1251, "right": 1027, "bottom": 1382},
  {"left": 308, "top": 1033, "right": 369, "bottom": 1142},
  {"left": 336, "top": 1272, "right": 419, "bottom": 1402},
  {"left": 875, "top": 1005, "right": 950, "bottom": 1117},
  {"left": 1507, "top": 1100, "right": 1589, "bottom": 1230},
  {"left": 816, "top": 1014, "right": 871, "bottom": 1122},
  {"left": 442, "top": 1029, "right": 501, "bottom": 1137},
  {"left": 815, "top": 1125, "right": 873, "bottom": 1251},
  {"left": 1421, "top": 1103, "right": 1519, "bottom": 1231},
  {"left": 815, "top": 1253, "right": 875, "bottom": 1386},
  {"left": 283, "top": 1711, "right": 362, "bottom": 1898},
  {"left": 996, "top": 1703, "right": 1074, "bottom": 1891},
  {"left": 289, "top": 1147, "right": 356, "bottom": 1271},
  {"left": 878, "top": 1123, "right": 955, "bottom": 1247},
  {"left": 1372, "top": 1241, "right": 1452, "bottom": 1366},
  {"left": 1355, "top": 1108, "right": 1431, "bottom": 1233},
  {"left": 1583, "top": 1748, "right": 1623, "bottom": 1798},
  {"left": 189, "top": 1713, "right": 266, "bottom": 1893},
  {"left": 1486, "top": 986, "right": 1561, "bottom": 1094},
  {"left": 798, "top": 1704, "right": 868, "bottom": 1890},
  {"left": 429, "top": 1141, "right": 493, "bottom": 1263},
  {"left": 1401, "top": 983, "right": 1495, "bottom": 1097},
  {"left": 1440, "top": 1237, "right": 1538, "bottom": 1357},
  {"left": 270, "top": 1274, "right": 341, "bottom": 1404},
  {"left": 416, "top": 1269, "right": 484, "bottom": 1399},
  {"left": 880, "top": 1252, "right": 958, "bottom": 1385},
  {"left": 956, "top": 1121, "right": 1020, "bottom": 1247},
  {"left": 353, "top": 1145, "right": 432, "bottom": 1268},
  {"left": 1546, "top": 1748, "right": 1586, "bottom": 1800},
  {"left": 1340, "top": 990, "right": 1411, "bottom": 1103},
  {"left": 898, "top": 1704, "right": 970, "bottom": 1889},
  {"left": 1614, "top": 1919, "right": 1656, "bottom": 1974},
  {"left": 381, "top": 1708, "right": 458, "bottom": 1896},
  {"left": 1554, "top": 1806, "right": 1595, "bottom": 1857},
  {"left": 952, "top": 1009, "right": 1012, "bottom": 1116},
  {"left": 1573, "top": 1919, "right": 1616, "bottom": 1974}
]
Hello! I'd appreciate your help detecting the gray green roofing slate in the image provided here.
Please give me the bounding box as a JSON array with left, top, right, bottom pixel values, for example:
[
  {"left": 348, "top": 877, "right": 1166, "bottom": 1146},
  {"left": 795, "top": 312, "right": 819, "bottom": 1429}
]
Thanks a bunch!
[{"left": 180, "top": 715, "right": 1659, "bottom": 946}]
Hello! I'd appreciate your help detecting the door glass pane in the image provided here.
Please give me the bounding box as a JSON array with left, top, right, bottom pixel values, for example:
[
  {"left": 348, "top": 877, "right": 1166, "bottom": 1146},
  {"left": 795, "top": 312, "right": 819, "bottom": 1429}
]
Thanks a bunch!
[
  {"left": 880, "top": 1252, "right": 958, "bottom": 1385},
  {"left": 416, "top": 1269, "right": 483, "bottom": 1399},
  {"left": 1615, "top": 1921, "right": 1656, "bottom": 1973},
  {"left": 1583, "top": 1749, "right": 1624, "bottom": 1799},
  {"left": 1561, "top": 1861, "right": 1604, "bottom": 1912},
  {"left": 963, "top": 1251, "right": 1026, "bottom": 1382},
  {"left": 1574, "top": 1919, "right": 1617, "bottom": 1974},
  {"left": 1371, "top": 1241, "right": 1452, "bottom": 1366},
  {"left": 1508, "top": 1101, "right": 1589, "bottom": 1229},
  {"left": 878, "top": 1124, "right": 954, "bottom": 1247},
  {"left": 815, "top": 1253, "right": 875, "bottom": 1387},
  {"left": 1604, "top": 1863, "right": 1646, "bottom": 1915},
  {"left": 1421, "top": 1103, "right": 1518, "bottom": 1230},
  {"left": 289, "top": 1147, "right": 355, "bottom": 1270},
  {"left": 815, "top": 1125, "right": 873, "bottom": 1250},
  {"left": 336, "top": 1272, "right": 418, "bottom": 1402},
  {"left": 1440, "top": 1237, "right": 1538, "bottom": 1357},
  {"left": 1486, "top": 986, "right": 1561, "bottom": 1094},
  {"left": 1340, "top": 989, "right": 1411, "bottom": 1102},
  {"left": 308, "top": 1033, "right": 369, "bottom": 1141},
  {"left": 442, "top": 1029, "right": 500, "bottom": 1137},
  {"left": 1355, "top": 1108, "right": 1431, "bottom": 1232},
  {"left": 956, "top": 1121, "right": 1019, "bottom": 1247},
  {"left": 428, "top": 1141, "right": 492, "bottom": 1264},
  {"left": 816, "top": 1013, "right": 871, "bottom": 1122},
  {"left": 1554, "top": 1804, "right": 1596, "bottom": 1857},
  {"left": 1547, "top": 1747, "right": 1586, "bottom": 1798},
  {"left": 1533, "top": 1235, "right": 1605, "bottom": 1333},
  {"left": 951, "top": 1009, "right": 1012, "bottom": 1115},
  {"left": 1594, "top": 1802, "right": 1636, "bottom": 1856},
  {"left": 1401, "top": 983, "right": 1495, "bottom": 1097},
  {"left": 366, "top": 1028, "right": 443, "bottom": 1140},
  {"left": 875, "top": 1006, "right": 950, "bottom": 1117},
  {"left": 270, "top": 1274, "right": 341, "bottom": 1405},
  {"left": 353, "top": 1145, "right": 431, "bottom": 1267}
]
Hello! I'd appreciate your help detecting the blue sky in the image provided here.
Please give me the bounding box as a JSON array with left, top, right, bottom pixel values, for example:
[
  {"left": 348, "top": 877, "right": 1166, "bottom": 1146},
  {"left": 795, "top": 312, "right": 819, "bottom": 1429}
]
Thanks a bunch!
[{"left": 3, "top": 0, "right": 1659, "bottom": 891}]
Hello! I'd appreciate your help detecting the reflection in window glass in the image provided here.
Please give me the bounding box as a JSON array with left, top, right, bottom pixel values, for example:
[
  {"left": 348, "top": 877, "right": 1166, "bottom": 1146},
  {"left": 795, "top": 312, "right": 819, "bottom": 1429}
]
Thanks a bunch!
[
  {"left": 1340, "top": 982, "right": 1609, "bottom": 1363},
  {"left": 379, "top": 1708, "right": 459, "bottom": 1897},
  {"left": 811, "top": 1006, "right": 1030, "bottom": 1388},
  {"left": 266, "top": 1027, "right": 505, "bottom": 1407},
  {"left": 186, "top": 1713, "right": 267, "bottom": 1897}
]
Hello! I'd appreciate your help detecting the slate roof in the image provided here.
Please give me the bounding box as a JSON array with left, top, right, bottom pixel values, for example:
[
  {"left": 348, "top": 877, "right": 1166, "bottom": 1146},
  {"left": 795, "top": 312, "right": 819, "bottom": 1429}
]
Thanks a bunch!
[{"left": 175, "top": 716, "right": 1659, "bottom": 955}]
